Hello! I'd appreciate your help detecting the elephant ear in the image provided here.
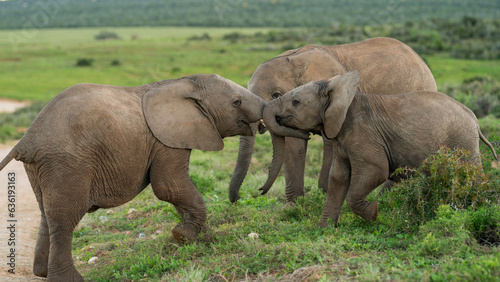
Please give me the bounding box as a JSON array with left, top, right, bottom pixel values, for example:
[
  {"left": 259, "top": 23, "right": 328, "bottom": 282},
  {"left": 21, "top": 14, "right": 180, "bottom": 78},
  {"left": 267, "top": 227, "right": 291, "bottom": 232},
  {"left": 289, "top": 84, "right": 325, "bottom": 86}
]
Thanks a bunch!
[
  {"left": 142, "top": 78, "right": 224, "bottom": 151},
  {"left": 322, "top": 71, "right": 360, "bottom": 139}
]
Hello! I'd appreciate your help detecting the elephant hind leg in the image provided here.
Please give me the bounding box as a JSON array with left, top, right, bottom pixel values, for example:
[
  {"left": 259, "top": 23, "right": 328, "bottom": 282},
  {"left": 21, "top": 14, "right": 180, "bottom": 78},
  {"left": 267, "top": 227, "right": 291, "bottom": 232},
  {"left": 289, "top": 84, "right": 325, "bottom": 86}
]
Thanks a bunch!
[
  {"left": 346, "top": 164, "right": 387, "bottom": 222},
  {"left": 150, "top": 148, "right": 207, "bottom": 243},
  {"left": 36, "top": 165, "right": 90, "bottom": 281},
  {"left": 24, "top": 164, "right": 49, "bottom": 277}
]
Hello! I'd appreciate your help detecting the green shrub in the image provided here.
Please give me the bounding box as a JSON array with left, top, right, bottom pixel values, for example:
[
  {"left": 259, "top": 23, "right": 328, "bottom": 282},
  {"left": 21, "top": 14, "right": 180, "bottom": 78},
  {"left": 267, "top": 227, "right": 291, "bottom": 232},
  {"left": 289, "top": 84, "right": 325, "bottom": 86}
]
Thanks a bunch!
[
  {"left": 409, "top": 205, "right": 473, "bottom": 258},
  {"left": 445, "top": 76, "right": 500, "bottom": 118},
  {"left": 75, "top": 58, "right": 94, "bottom": 67},
  {"left": 94, "top": 31, "right": 120, "bottom": 40},
  {"left": 467, "top": 205, "right": 500, "bottom": 246},
  {"left": 386, "top": 147, "right": 498, "bottom": 232}
]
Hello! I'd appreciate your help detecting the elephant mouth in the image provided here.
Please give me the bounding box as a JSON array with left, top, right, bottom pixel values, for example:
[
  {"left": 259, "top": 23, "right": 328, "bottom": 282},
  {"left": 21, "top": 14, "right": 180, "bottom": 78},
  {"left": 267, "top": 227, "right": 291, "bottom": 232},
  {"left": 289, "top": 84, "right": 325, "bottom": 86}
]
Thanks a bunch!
[{"left": 237, "top": 119, "right": 254, "bottom": 136}]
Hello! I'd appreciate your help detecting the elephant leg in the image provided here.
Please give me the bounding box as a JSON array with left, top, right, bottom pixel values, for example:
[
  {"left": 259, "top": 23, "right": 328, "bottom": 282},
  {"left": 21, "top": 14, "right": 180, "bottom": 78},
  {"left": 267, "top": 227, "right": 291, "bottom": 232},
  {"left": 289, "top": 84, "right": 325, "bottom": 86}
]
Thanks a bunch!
[
  {"left": 377, "top": 179, "right": 396, "bottom": 196},
  {"left": 24, "top": 163, "right": 49, "bottom": 278},
  {"left": 43, "top": 185, "right": 87, "bottom": 281},
  {"left": 33, "top": 214, "right": 49, "bottom": 277},
  {"left": 318, "top": 136, "right": 334, "bottom": 193},
  {"left": 346, "top": 163, "right": 387, "bottom": 223},
  {"left": 150, "top": 148, "right": 206, "bottom": 243},
  {"left": 318, "top": 156, "right": 350, "bottom": 227},
  {"left": 283, "top": 137, "right": 308, "bottom": 202}
]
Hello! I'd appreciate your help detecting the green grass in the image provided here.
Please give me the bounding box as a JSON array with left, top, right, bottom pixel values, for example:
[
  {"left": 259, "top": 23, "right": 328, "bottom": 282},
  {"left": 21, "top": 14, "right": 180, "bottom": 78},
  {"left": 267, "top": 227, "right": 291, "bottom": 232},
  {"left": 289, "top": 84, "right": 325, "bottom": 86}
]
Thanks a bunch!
[{"left": 0, "top": 27, "right": 499, "bottom": 281}]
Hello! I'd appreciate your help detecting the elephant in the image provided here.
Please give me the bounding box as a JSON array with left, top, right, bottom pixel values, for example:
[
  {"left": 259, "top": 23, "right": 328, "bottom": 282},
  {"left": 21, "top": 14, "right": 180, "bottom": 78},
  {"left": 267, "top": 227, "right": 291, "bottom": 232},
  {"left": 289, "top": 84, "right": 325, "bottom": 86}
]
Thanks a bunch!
[
  {"left": 262, "top": 71, "right": 498, "bottom": 227},
  {"left": 229, "top": 37, "right": 437, "bottom": 203},
  {"left": 0, "top": 74, "right": 266, "bottom": 281}
]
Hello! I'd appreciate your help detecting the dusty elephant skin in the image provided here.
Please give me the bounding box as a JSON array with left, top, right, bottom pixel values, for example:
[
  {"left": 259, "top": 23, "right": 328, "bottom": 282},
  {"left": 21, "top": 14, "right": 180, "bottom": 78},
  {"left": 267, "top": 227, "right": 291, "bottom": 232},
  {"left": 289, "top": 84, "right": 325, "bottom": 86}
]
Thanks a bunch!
[
  {"left": 0, "top": 74, "right": 266, "bottom": 282},
  {"left": 229, "top": 37, "right": 437, "bottom": 203},
  {"left": 263, "top": 71, "right": 498, "bottom": 227}
]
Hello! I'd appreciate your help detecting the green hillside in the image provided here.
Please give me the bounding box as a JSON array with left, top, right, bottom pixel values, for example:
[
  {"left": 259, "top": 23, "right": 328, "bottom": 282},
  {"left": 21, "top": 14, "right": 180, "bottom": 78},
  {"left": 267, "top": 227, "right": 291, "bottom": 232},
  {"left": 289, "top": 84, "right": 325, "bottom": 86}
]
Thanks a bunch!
[{"left": 0, "top": 0, "right": 499, "bottom": 29}]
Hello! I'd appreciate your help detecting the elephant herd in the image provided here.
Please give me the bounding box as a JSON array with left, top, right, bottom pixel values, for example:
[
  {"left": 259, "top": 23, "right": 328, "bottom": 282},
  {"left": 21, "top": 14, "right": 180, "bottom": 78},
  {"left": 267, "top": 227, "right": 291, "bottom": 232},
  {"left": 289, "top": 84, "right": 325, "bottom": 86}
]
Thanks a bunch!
[{"left": 0, "top": 37, "right": 497, "bottom": 281}]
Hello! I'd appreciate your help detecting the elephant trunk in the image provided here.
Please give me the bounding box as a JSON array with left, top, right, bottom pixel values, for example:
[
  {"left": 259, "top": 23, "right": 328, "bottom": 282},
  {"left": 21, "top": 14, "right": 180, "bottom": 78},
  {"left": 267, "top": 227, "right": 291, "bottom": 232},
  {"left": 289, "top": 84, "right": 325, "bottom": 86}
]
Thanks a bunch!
[
  {"left": 259, "top": 100, "right": 309, "bottom": 195},
  {"left": 259, "top": 132, "right": 286, "bottom": 195},
  {"left": 229, "top": 134, "right": 256, "bottom": 203}
]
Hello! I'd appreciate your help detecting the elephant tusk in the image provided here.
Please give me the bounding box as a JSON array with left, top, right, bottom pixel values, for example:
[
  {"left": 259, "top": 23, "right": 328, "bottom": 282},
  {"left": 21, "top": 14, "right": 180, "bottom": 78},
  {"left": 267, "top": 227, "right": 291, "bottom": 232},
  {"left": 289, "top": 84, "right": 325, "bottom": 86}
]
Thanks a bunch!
[{"left": 259, "top": 119, "right": 266, "bottom": 128}]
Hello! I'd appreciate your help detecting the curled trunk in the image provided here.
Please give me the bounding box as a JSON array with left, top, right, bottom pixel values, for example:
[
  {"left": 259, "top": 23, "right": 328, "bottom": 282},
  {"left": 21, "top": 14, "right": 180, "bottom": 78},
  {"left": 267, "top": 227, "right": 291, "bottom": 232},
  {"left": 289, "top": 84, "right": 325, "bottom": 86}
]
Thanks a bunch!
[
  {"left": 259, "top": 100, "right": 310, "bottom": 195},
  {"left": 259, "top": 132, "right": 286, "bottom": 195}
]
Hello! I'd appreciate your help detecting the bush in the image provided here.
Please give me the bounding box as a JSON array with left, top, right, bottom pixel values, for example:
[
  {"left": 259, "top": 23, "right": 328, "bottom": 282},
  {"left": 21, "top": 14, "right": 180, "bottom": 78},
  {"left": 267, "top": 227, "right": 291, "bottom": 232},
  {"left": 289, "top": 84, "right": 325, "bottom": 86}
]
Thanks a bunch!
[
  {"left": 446, "top": 76, "right": 500, "bottom": 118},
  {"left": 409, "top": 205, "right": 473, "bottom": 258},
  {"left": 94, "top": 31, "right": 120, "bottom": 40},
  {"left": 467, "top": 205, "right": 500, "bottom": 246},
  {"left": 385, "top": 147, "right": 498, "bottom": 232},
  {"left": 76, "top": 58, "right": 94, "bottom": 67}
]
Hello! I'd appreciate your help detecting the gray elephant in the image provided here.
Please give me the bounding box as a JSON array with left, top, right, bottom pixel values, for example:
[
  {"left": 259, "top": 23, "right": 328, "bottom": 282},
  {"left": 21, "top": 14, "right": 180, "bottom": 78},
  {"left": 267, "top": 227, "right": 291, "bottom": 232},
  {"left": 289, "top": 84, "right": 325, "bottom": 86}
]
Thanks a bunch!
[
  {"left": 229, "top": 37, "right": 438, "bottom": 203},
  {"left": 262, "top": 71, "right": 498, "bottom": 226},
  {"left": 0, "top": 74, "right": 266, "bottom": 281}
]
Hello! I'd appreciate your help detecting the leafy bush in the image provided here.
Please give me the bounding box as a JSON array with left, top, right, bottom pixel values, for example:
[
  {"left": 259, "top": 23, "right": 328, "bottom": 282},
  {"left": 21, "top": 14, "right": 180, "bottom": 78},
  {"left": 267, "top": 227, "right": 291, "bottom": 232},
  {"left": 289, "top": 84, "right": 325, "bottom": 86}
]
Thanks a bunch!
[
  {"left": 75, "top": 58, "right": 94, "bottom": 67},
  {"left": 446, "top": 76, "right": 500, "bottom": 118},
  {"left": 0, "top": 101, "right": 46, "bottom": 142},
  {"left": 385, "top": 147, "right": 498, "bottom": 232},
  {"left": 409, "top": 205, "right": 473, "bottom": 258},
  {"left": 94, "top": 31, "right": 120, "bottom": 40},
  {"left": 467, "top": 205, "right": 500, "bottom": 246}
]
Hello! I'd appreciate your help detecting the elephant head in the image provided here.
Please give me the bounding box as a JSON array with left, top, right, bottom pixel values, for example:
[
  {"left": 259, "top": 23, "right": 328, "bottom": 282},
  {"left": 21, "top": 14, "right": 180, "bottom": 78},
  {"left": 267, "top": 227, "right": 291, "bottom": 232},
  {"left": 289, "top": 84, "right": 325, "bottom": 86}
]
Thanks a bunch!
[
  {"left": 229, "top": 47, "right": 346, "bottom": 202},
  {"left": 261, "top": 71, "right": 360, "bottom": 194},
  {"left": 143, "top": 74, "right": 266, "bottom": 152}
]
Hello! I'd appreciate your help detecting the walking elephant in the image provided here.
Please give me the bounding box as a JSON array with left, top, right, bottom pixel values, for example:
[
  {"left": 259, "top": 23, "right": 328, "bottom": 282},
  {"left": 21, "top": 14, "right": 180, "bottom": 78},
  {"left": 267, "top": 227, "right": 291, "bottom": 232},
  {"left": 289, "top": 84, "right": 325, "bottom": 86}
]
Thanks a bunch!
[
  {"left": 229, "top": 37, "right": 437, "bottom": 203},
  {"left": 0, "top": 74, "right": 266, "bottom": 281},
  {"left": 262, "top": 71, "right": 498, "bottom": 226}
]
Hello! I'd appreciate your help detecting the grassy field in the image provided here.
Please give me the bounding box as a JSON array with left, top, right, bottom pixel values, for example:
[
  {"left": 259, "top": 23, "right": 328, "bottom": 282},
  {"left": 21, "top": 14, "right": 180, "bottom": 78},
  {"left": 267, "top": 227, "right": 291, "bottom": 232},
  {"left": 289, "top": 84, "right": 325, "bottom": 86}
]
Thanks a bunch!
[{"left": 0, "top": 27, "right": 499, "bottom": 281}]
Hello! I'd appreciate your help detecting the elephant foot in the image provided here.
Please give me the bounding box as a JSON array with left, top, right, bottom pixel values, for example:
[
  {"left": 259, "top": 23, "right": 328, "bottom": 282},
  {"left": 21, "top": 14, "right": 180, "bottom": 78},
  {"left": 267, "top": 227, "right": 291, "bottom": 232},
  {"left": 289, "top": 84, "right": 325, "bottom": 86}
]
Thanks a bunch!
[
  {"left": 317, "top": 218, "right": 339, "bottom": 228},
  {"left": 362, "top": 201, "right": 379, "bottom": 223},
  {"left": 47, "top": 268, "right": 83, "bottom": 282},
  {"left": 33, "top": 264, "right": 48, "bottom": 278},
  {"left": 172, "top": 224, "right": 202, "bottom": 244}
]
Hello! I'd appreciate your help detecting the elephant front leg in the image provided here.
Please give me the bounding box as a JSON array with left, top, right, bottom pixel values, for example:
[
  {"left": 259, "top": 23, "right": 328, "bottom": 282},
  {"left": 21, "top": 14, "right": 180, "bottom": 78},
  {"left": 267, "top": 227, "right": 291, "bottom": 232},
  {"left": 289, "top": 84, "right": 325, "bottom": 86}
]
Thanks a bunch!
[
  {"left": 318, "top": 156, "right": 350, "bottom": 227},
  {"left": 283, "top": 137, "right": 308, "bottom": 202},
  {"left": 318, "top": 136, "right": 334, "bottom": 193},
  {"left": 346, "top": 163, "right": 388, "bottom": 222},
  {"left": 150, "top": 148, "right": 207, "bottom": 243}
]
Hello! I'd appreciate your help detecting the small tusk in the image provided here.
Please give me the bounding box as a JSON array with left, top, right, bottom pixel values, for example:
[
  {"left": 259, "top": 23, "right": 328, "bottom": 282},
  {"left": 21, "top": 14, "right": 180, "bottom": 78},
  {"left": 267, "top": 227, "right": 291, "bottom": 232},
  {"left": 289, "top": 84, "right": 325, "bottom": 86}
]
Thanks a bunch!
[{"left": 259, "top": 119, "right": 266, "bottom": 128}]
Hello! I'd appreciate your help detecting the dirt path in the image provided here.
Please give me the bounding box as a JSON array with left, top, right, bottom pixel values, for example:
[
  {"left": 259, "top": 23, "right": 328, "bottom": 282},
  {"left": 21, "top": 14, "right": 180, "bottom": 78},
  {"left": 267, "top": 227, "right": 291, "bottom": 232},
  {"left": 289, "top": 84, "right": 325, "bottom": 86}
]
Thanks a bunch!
[
  {"left": 0, "top": 99, "right": 42, "bottom": 281},
  {"left": 0, "top": 99, "right": 29, "bottom": 114}
]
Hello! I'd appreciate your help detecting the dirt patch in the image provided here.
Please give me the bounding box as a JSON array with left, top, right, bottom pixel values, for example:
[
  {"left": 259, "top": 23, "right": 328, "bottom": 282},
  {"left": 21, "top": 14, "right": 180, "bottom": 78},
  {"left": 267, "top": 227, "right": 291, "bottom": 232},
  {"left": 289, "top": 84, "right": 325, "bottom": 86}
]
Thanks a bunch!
[
  {"left": 0, "top": 99, "right": 29, "bottom": 114},
  {"left": 0, "top": 143, "right": 42, "bottom": 281}
]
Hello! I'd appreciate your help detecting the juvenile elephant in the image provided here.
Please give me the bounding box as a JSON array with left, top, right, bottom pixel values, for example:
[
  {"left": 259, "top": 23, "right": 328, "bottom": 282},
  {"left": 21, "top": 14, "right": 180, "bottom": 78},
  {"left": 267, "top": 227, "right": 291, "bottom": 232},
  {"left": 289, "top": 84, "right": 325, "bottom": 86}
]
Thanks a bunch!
[
  {"left": 230, "top": 37, "right": 437, "bottom": 203},
  {"left": 0, "top": 74, "right": 266, "bottom": 281},
  {"left": 263, "top": 71, "right": 498, "bottom": 227}
]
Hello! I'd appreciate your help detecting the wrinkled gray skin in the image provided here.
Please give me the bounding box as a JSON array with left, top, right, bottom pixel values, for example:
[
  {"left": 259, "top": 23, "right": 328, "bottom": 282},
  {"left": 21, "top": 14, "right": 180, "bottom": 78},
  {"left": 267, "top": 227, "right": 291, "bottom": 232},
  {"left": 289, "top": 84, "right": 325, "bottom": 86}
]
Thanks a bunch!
[
  {"left": 0, "top": 74, "right": 266, "bottom": 282},
  {"left": 263, "top": 71, "right": 498, "bottom": 226},
  {"left": 229, "top": 37, "right": 437, "bottom": 203}
]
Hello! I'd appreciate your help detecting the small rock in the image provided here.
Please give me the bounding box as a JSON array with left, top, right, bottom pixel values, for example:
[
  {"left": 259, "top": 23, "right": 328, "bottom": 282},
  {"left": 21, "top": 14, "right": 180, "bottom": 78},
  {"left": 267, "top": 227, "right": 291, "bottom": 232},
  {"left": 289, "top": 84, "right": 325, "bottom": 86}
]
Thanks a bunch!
[
  {"left": 128, "top": 208, "right": 136, "bottom": 215},
  {"left": 139, "top": 233, "right": 146, "bottom": 238},
  {"left": 248, "top": 232, "right": 259, "bottom": 239},
  {"left": 106, "top": 210, "right": 115, "bottom": 215},
  {"left": 88, "top": 256, "right": 99, "bottom": 264}
]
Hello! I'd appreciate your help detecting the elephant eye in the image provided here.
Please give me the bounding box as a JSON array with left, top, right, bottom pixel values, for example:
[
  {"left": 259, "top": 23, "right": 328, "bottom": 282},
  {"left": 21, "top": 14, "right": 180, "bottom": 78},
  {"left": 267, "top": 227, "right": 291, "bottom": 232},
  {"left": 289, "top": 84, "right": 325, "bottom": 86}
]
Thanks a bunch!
[
  {"left": 292, "top": 99, "right": 300, "bottom": 106},
  {"left": 271, "top": 91, "right": 281, "bottom": 99},
  {"left": 233, "top": 99, "right": 242, "bottom": 107}
]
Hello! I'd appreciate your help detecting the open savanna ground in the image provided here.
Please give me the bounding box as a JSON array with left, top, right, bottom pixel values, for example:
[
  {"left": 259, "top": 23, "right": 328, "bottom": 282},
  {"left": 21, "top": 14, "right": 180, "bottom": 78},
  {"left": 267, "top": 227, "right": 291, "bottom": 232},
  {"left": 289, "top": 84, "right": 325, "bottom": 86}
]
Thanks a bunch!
[{"left": 0, "top": 26, "right": 499, "bottom": 281}]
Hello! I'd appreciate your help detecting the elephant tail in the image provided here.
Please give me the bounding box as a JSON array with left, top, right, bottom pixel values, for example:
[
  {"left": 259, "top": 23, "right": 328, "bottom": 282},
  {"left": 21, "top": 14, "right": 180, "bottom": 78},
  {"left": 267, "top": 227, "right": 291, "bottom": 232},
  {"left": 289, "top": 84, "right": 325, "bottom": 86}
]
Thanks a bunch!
[
  {"left": 0, "top": 149, "right": 18, "bottom": 172},
  {"left": 479, "top": 130, "right": 499, "bottom": 161}
]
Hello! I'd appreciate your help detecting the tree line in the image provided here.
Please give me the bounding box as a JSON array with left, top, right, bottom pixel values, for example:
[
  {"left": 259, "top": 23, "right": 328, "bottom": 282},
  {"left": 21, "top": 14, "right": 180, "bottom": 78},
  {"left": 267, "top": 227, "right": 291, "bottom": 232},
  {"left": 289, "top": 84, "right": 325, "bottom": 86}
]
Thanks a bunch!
[{"left": 0, "top": 0, "right": 498, "bottom": 29}]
